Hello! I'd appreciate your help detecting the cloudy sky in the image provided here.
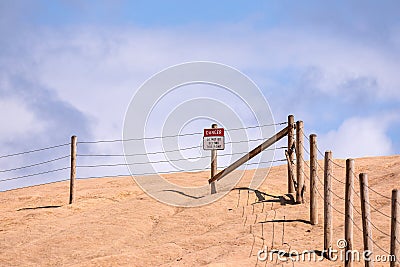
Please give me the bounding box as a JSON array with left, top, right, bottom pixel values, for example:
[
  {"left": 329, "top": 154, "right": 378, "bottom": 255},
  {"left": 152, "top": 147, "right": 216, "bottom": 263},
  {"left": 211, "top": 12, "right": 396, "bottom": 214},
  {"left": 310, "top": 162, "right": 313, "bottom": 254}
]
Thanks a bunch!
[{"left": 1, "top": 0, "right": 399, "bottom": 190}]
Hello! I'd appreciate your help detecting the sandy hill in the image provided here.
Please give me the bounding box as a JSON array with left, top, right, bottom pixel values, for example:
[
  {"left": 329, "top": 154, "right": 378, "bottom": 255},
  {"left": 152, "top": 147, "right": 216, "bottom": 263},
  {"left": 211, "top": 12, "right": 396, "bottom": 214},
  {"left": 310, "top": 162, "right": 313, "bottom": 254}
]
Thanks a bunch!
[{"left": 1, "top": 155, "right": 399, "bottom": 266}]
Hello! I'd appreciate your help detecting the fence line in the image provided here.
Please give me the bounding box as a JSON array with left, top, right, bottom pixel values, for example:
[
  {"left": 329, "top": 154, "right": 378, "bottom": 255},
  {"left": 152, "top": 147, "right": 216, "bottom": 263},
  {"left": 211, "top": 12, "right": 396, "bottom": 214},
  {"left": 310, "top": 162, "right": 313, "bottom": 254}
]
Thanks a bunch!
[
  {"left": 1, "top": 115, "right": 398, "bottom": 264},
  {"left": 0, "top": 167, "right": 70, "bottom": 182},
  {"left": 77, "top": 146, "right": 287, "bottom": 158},
  {"left": 0, "top": 155, "right": 70, "bottom": 173},
  {"left": 0, "top": 143, "right": 70, "bottom": 159},
  {"left": 0, "top": 122, "right": 289, "bottom": 193},
  {"left": 77, "top": 122, "right": 287, "bottom": 144},
  {"left": 75, "top": 159, "right": 287, "bottom": 179},
  {"left": 300, "top": 129, "right": 396, "bottom": 261}
]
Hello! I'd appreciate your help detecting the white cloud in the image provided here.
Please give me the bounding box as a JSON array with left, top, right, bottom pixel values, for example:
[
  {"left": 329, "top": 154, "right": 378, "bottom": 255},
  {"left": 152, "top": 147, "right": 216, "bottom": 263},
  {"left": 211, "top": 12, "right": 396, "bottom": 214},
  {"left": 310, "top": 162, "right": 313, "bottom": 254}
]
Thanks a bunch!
[
  {"left": 319, "top": 116, "right": 395, "bottom": 159},
  {"left": 0, "top": 97, "right": 46, "bottom": 141},
  {"left": 1, "top": 23, "right": 400, "bottom": 190},
  {"left": 26, "top": 25, "right": 400, "bottom": 142}
]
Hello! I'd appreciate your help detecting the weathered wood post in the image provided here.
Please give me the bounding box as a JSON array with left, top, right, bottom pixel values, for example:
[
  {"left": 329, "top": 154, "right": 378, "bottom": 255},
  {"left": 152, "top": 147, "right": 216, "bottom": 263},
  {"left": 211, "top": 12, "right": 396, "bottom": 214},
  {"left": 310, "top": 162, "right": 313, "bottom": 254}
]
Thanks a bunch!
[
  {"left": 296, "top": 120, "right": 304, "bottom": 204},
  {"left": 310, "top": 134, "right": 318, "bottom": 225},
  {"left": 390, "top": 189, "right": 400, "bottom": 267},
  {"left": 345, "top": 159, "right": 355, "bottom": 267},
  {"left": 287, "top": 115, "right": 295, "bottom": 194},
  {"left": 359, "top": 173, "right": 374, "bottom": 267},
  {"left": 324, "top": 151, "right": 333, "bottom": 258},
  {"left": 69, "top": 135, "right": 77, "bottom": 204},
  {"left": 210, "top": 124, "right": 218, "bottom": 194}
]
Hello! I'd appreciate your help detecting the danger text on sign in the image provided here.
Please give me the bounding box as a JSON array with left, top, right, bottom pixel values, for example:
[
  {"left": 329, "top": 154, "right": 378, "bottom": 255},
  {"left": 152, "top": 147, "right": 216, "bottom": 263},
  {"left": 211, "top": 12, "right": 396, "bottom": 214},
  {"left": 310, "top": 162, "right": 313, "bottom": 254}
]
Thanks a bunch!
[{"left": 203, "top": 128, "right": 225, "bottom": 150}]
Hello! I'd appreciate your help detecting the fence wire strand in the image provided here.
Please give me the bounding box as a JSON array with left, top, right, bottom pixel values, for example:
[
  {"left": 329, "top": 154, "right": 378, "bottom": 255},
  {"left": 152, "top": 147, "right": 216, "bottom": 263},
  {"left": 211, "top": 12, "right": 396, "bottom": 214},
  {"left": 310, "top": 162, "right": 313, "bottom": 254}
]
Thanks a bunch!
[
  {"left": 0, "top": 155, "right": 70, "bottom": 173},
  {"left": 0, "top": 178, "right": 70, "bottom": 192},
  {"left": 0, "top": 143, "right": 70, "bottom": 159},
  {"left": 0, "top": 167, "right": 70, "bottom": 183},
  {"left": 301, "top": 129, "right": 393, "bottom": 255},
  {"left": 77, "top": 122, "right": 287, "bottom": 144},
  {"left": 76, "top": 158, "right": 286, "bottom": 178}
]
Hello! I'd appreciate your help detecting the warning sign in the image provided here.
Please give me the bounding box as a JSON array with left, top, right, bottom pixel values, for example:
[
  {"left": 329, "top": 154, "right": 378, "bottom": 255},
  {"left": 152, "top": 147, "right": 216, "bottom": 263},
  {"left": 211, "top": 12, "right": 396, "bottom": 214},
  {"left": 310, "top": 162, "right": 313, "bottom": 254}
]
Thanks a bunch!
[{"left": 203, "top": 128, "right": 225, "bottom": 150}]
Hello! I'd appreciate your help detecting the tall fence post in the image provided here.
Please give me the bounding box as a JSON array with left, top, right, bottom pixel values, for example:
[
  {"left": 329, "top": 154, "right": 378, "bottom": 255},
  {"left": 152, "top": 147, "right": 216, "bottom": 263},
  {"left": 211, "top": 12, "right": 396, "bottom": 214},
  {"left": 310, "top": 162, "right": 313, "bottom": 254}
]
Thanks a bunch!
[
  {"left": 324, "top": 151, "right": 333, "bottom": 258},
  {"left": 391, "top": 189, "right": 400, "bottom": 267},
  {"left": 296, "top": 120, "right": 304, "bottom": 204},
  {"left": 359, "top": 173, "right": 374, "bottom": 267},
  {"left": 287, "top": 115, "right": 295, "bottom": 194},
  {"left": 69, "top": 135, "right": 77, "bottom": 204},
  {"left": 210, "top": 124, "right": 218, "bottom": 194},
  {"left": 345, "top": 159, "right": 355, "bottom": 267},
  {"left": 310, "top": 134, "right": 318, "bottom": 225}
]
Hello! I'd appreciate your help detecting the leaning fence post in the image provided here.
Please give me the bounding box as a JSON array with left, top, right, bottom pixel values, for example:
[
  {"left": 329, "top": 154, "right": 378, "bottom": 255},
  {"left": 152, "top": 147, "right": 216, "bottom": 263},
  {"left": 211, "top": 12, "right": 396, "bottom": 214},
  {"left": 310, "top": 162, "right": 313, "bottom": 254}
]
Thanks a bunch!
[
  {"left": 359, "top": 173, "right": 374, "bottom": 267},
  {"left": 324, "top": 151, "right": 333, "bottom": 258},
  {"left": 345, "top": 159, "right": 355, "bottom": 267},
  {"left": 69, "top": 135, "right": 77, "bottom": 204},
  {"left": 309, "top": 134, "right": 318, "bottom": 225},
  {"left": 210, "top": 124, "right": 218, "bottom": 194},
  {"left": 287, "top": 115, "right": 295, "bottom": 194},
  {"left": 296, "top": 120, "right": 304, "bottom": 204},
  {"left": 390, "top": 189, "right": 400, "bottom": 267}
]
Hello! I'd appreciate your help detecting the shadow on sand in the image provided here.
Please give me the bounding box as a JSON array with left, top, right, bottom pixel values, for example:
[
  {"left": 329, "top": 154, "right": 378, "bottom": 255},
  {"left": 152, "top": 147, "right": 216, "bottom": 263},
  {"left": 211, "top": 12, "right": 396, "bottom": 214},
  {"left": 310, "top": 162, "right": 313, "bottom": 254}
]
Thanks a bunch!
[
  {"left": 161, "top": 189, "right": 204, "bottom": 199},
  {"left": 17, "top": 205, "right": 62, "bottom": 211},
  {"left": 232, "top": 187, "right": 297, "bottom": 205}
]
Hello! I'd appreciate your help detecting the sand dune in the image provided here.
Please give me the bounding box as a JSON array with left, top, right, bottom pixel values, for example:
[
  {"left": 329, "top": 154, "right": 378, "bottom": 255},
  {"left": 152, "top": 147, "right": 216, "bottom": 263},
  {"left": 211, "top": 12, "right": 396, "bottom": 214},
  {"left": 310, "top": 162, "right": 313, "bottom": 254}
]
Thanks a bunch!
[{"left": 1, "top": 155, "right": 399, "bottom": 266}]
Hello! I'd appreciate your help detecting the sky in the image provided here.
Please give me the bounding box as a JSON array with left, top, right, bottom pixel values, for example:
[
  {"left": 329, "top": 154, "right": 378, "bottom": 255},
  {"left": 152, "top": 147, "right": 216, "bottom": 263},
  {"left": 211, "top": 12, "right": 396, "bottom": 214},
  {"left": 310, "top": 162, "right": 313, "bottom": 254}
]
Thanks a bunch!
[{"left": 0, "top": 0, "right": 400, "bottom": 190}]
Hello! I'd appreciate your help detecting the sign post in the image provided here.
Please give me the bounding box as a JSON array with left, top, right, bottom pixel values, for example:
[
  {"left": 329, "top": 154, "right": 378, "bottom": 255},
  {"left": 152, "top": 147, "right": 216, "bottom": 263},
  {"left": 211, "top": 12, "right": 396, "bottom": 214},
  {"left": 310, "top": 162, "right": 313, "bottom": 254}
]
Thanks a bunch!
[{"left": 204, "top": 124, "right": 225, "bottom": 194}]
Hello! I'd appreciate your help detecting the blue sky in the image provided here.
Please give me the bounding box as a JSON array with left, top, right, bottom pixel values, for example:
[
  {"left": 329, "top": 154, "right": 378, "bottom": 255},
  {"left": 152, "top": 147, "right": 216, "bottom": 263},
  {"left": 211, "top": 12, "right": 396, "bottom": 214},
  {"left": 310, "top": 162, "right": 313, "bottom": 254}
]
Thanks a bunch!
[{"left": 1, "top": 0, "right": 400, "bottom": 190}]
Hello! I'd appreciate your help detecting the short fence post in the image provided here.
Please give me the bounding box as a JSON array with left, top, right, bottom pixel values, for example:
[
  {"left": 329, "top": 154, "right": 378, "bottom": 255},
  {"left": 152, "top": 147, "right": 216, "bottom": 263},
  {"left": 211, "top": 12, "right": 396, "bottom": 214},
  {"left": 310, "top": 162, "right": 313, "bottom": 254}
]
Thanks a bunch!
[
  {"left": 345, "top": 159, "right": 355, "bottom": 267},
  {"left": 69, "top": 135, "right": 77, "bottom": 204},
  {"left": 296, "top": 120, "right": 304, "bottom": 204},
  {"left": 287, "top": 114, "right": 295, "bottom": 194},
  {"left": 390, "top": 189, "right": 400, "bottom": 267},
  {"left": 309, "top": 134, "right": 318, "bottom": 225},
  {"left": 324, "top": 151, "right": 333, "bottom": 257},
  {"left": 359, "top": 173, "right": 374, "bottom": 267},
  {"left": 210, "top": 124, "right": 218, "bottom": 194}
]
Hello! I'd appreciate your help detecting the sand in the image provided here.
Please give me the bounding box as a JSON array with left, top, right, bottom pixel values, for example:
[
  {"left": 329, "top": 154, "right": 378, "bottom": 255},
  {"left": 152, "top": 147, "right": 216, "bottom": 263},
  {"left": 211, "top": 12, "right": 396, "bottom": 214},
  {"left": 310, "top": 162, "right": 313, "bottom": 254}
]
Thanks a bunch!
[{"left": 1, "top": 155, "right": 399, "bottom": 266}]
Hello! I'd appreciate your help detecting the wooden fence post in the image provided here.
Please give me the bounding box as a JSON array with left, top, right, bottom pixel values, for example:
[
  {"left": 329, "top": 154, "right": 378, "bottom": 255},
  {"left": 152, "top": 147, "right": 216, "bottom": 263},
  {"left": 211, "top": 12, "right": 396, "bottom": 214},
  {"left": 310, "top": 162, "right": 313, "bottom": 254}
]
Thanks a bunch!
[
  {"left": 210, "top": 124, "right": 217, "bottom": 194},
  {"left": 287, "top": 115, "right": 295, "bottom": 194},
  {"left": 296, "top": 120, "right": 304, "bottom": 204},
  {"left": 310, "top": 134, "right": 318, "bottom": 225},
  {"left": 390, "top": 189, "right": 400, "bottom": 267},
  {"left": 69, "top": 135, "right": 77, "bottom": 204},
  {"left": 324, "top": 151, "right": 333, "bottom": 257},
  {"left": 359, "top": 173, "right": 374, "bottom": 267},
  {"left": 345, "top": 159, "right": 355, "bottom": 267}
]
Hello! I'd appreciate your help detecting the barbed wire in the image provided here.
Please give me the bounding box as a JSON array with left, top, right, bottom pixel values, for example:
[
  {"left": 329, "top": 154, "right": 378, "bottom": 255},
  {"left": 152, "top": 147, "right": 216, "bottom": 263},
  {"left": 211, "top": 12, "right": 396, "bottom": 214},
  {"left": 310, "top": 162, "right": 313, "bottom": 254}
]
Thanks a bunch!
[
  {"left": 354, "top": 218, "right": 391, "bottom": 254},
  {"left": 348, "top": 172, "right": 393, "bottom": 219},
  {"left": 77, "top": 146, "right": 287, "bottom": 158},
  {"left": 0, "top": 167, "right": 70, "bottom": 183},
  {"left": 329, "top": 159, "right": 346, "bottom": 169},
  {"left": 76, "top": 153, "right": 287, "bottom": 168},
  {"left": 311, "top": 163, "right": 392, "bottom": 252},
  {"left": 0, "top": 143, "right": 70, "bottom": 159},
  {"left": 77, "top": 158, "right": 286, "bottom": 170},
  {"left": 0, "top": 155, "right": 70, "bottom": 173},
  {"left": 0, "top": 178, "right": 70, "bottom": 192},
  {"left": 301, "top": 131, "right": 393, "bottom": 249},
  {"left": 76, "top": 174, "right": 130, "bottom": 180},
  {"left": 77, "top": 122, "right": 287, "bottom": 144},
  {"left": 76, "top": 158, "right": 286, "bottom": 178},
  {"left": 300, "top": 128, "right": 397, "bottom": 253},
  {"left": 366, "top": 184, "right": 392, "bottom": 200}
]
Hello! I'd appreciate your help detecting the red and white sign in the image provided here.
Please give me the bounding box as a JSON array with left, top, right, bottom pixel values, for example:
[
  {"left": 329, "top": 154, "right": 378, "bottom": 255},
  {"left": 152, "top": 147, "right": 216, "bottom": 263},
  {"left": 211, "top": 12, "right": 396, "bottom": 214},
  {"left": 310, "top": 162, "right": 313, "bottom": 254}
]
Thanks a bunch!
[
  {"left": 203, "top": 128, "right": 225, "bottom": 150},
  {"left": 204, "top": 128, "right": 224, "bottom": 137}
]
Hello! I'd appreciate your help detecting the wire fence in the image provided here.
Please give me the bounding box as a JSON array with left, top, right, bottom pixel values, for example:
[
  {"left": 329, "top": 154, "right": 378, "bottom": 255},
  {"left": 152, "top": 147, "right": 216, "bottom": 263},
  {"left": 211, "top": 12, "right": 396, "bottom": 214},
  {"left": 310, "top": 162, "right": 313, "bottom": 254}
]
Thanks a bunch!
[
  {"left": 0, "top": 122, "right": 288, "bottom": 192},
  {"left": 300, "top": 130, "right": 397, "bottom": 257}
]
